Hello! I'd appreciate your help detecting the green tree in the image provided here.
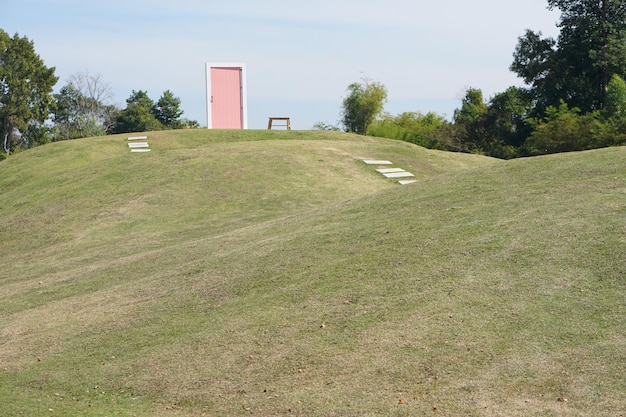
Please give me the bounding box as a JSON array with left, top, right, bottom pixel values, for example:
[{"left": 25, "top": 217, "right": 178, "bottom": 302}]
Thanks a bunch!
[
  {"left": 154, "top": 90, "right": 184, "bottom": 129},
  {"left": 512, "top": 0, "right": 626, "bottom": 113},
  {"left": 341, "top": 78, "right": 387, "bottom": 134},
  {"left": 453, "top": 88, "right": 488, "bottom": 153},
  {"left": 526, "top": 101, "right": 602, "bottom": 154},
  {"left": 548, "top": 0, "right": 626, "bottom": 110},
  {"left": 599, "top": 74, "right": 626, "bottom": 145},
  {"left": 604, "top": 74, "right": 626, "bottom": 125},
  {"left": 0, "top": 30, "right": 58, "bottom": 157},
  {"left": 483, "top": 87, "right": 533, "bottom": 158},
  {"left": 114, "top": 90, "right": 194, "bottom": 133},
  {"left": 510, "top": 30, "right": 559, "bottom": 113},
  {"left": 113, "top": 90, "right": 163, "bottom": 134}
]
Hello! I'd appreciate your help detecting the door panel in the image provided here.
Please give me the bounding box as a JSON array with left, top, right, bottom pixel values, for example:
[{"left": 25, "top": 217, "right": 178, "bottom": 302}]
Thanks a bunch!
[{"left": 211, "top": 67, "right": 242, "bottom": 129}]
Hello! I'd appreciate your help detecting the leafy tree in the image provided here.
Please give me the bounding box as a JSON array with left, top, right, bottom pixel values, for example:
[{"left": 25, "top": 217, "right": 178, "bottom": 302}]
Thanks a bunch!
[
  {"left": 25, "top": 123, "right": 53, "bottom": 148},
  {"left": 0, "top": 30, "right": 58, "bottom": 157},
  {"left": 512, "top": 0, "right": 626, "bottom": 113},
  {"left": 154, "top": 90, "right": 184, "bottom": 129},
  {"left": 510, "top": 30, "right": 560, "bottom": 113},
  {"left": 604, "top": 74, "right": 626, "bottom": 126},
  {"left": 599, "top": 74, "right": 626, "bottom": 145},
  {"left": 548, "top": 0, "right": 626, "bottom": 110},
  {"left": 114, "top": 89, "right": 194, "bottom": 133},
  {"left": 453, "top": 88, "right": 488, "bottom": 152},
  {"left": 526, "top": 101, "right": 602, "bottom": 154},
  {"left": 483, "top": 87, "right": 534, "bottom": 158},
  {"left": 113, "top": 90, "right": 163, "bottom": 134},
  {"left": 454, "top": 88, "right": 488, "bottom": 125},
  {"left": 126, "top": 90, "right": 154, "bottom": 109},
  {"left": 54, "top": 85, "right": 82, "bottom": 139},
  {"left": 449, "top": 87, "right": 534, "bottom": 158},
  {"left": 341, "top": 78, "right": 387, "bottom": 134}
]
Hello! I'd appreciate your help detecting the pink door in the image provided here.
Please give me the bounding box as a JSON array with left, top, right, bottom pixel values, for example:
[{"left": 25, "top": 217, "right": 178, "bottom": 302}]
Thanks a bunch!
[{"left": 211, "top": 67, "right": 243, "bottom": 129}]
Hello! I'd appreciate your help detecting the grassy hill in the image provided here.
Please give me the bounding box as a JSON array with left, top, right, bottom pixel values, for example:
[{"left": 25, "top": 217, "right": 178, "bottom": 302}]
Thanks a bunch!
[{"left": 0, "top": 129, "right": 624, "bottom": 416}]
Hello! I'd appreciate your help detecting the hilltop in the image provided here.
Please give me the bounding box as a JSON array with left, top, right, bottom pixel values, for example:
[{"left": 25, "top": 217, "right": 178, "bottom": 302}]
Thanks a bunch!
[{"left": 0, "top": 130, "right": 624, "bottom": 416}]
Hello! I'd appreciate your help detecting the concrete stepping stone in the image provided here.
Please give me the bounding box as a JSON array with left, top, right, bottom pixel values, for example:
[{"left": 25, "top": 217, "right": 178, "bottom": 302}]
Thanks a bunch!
[
  {"left": 128, "top": 136, "right": 148, "bottom": 140},
  {"left": 130, "top": 149, "right": 151, "bottom": 153},
  {"left": 383, "top": 171, "right": 414, "bottom": 178},
  {"left": 363, "top": 159, "right": 393, "bottom": 165},
  {"left": 128, "top": 142, "right": 149, "bottom": 148},
  {"left": 398, "top": 180, "right": 418, "bottom": 185},
  {"left": 376, "top": 168, "right": 406, "bottom": 173}
]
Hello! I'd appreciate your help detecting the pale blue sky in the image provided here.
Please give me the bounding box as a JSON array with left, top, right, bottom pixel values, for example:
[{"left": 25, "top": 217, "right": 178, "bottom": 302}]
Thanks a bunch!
[{"left": 3, "top": 0, "right": 561, "bottom": 129}]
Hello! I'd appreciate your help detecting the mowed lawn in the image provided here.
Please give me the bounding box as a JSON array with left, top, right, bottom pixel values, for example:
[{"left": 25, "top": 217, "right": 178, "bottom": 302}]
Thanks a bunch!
[{"left": 0, "top": 130, "right": 624, "bottom": 416}]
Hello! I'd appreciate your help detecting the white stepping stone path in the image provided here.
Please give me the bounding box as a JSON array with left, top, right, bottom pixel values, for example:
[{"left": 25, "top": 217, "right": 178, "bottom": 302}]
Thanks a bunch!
[
  {"left": 383, "top": 171, "right": 414, "bottom": 178},
  {"left": 376, "top": 168, "right": 406, "bottom": 174},
  {"left": 128, "top": 136, "right": 151, "bottom": 152},
  {"left": 128, "top": 142, "right": 149, "bottom": 148},
  {"left": 362, "top": 160, "right": 393, "bottom": 165},
  {"left": 362, "top": 159, "right": 417, "bottom": 185}
]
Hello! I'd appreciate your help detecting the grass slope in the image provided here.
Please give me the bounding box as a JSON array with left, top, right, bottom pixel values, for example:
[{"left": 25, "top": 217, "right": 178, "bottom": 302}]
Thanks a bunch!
[{"left": 0, "top": 130, "right": 624, "bottom": 416}]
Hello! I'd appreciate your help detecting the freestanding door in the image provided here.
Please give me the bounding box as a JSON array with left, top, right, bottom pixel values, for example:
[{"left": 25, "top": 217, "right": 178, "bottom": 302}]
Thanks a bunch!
[{"left": 206, "top": 63, "right": 248, "bottom": 129}]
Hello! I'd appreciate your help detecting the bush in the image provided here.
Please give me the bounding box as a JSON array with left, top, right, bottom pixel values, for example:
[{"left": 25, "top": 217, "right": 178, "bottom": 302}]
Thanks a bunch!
[
  {"left": 525, "top": 101, "right": 602, "bottom": 154},
  {"left": 367, "top": 112, "right": 451, "bottom": 150}
]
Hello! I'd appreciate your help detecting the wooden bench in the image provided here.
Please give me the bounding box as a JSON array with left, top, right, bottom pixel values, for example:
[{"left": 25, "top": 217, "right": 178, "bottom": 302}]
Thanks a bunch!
[{"left": 268, "top": 117, "right": 291, "bottom": 130}]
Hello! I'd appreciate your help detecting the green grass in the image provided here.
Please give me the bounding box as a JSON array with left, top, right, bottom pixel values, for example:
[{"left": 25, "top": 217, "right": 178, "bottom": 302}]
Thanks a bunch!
[{"left": 0, "top": 129, "right": 624, "bottom": 416}]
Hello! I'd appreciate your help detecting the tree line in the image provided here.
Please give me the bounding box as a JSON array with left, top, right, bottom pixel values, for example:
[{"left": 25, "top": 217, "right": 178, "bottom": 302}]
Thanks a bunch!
[
  {"left": 0, "top": 29, "right": 197, "bottom": 159},
  {"left": 332, "top": 0, "right": 626, "bottom": 158},
  {"left": 3, "top": 0, "right": 625, "bottom": 160}
]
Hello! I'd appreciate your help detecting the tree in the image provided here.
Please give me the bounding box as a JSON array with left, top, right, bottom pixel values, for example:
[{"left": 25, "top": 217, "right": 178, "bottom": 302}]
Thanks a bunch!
[
  {"left": 113, "top": 90, "right": 195, "bottom": 133},
  {"left": 453, "top": 88, "right": 488, "bottom": 153},
  {"left": 548, "top": 0, "right": 626, "bottom": 110},
  {"left": 511, "top": 0, "right": 626, "bottom": 113},
  {"left": 483, "top": 87, "right": 534, "bottom": 157},
  {"left": 341, "top": 78, "right": 387, "bottom": 134},
  {"left": 113, "top": 90, "right": 163, "bottom": 134},
  {"left": 526, "top": 101, "right": 602, "bottom": 154},
  {"left": 604, "top": 74, "right": 626, "bottom": 125},
  {"left": 0, "top": 30, "right": 58, "bottom": 157},
  {"left": 154, "top": 90, "right": 184, "bottom": 129},
  {"left": 600, "top": 74, "right": 626, "bottom": 145},
  {"left": 52, "top": 71, "right": 117, "bottom": 140},
  {"left": 510, "top": 30, "right": 559, "bottom": 112},
  {"left": 53, "top": 85, "right": 105, "bottom": 140}
]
